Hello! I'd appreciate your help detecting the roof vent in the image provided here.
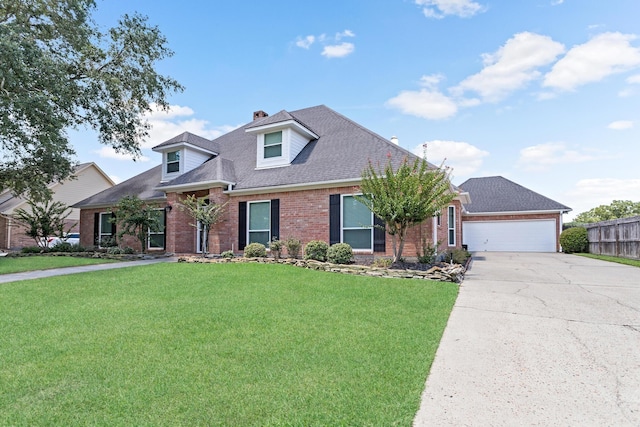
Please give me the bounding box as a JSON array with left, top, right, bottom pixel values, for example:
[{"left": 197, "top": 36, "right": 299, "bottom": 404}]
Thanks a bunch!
[{"left": 253, "top": 110, "right": 269, "bottom": 121}]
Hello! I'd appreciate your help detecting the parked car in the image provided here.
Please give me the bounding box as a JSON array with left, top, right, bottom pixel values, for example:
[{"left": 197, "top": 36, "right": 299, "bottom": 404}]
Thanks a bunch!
[{"left": 46, "top": 233, "right": 80, "bottom": 248}]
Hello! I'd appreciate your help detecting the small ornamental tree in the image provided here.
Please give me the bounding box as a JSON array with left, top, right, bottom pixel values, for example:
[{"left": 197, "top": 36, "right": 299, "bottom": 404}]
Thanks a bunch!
[
  {"left": 112, "top": 195, "right": 162, "bottom": 253},
  {"left": 13, "top": 200, "right": 74, "bottom": 247},
  {"left": 358, "top": 156, "right": 455, "bottom": 263},
  {"left": 177, "top": 195, "right": 227, "bottom": 257}
]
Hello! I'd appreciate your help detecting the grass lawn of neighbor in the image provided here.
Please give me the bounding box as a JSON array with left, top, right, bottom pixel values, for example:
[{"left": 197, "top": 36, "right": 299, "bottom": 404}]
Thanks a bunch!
[
  {"left": 577, "top": 253, "right": 640, "bottom": 268},
  {"left": 0, "top": 262, "right": 457, "bottom": 426},
  {"left": 0, "top": 255, "right": 118, "bottom": 275}
]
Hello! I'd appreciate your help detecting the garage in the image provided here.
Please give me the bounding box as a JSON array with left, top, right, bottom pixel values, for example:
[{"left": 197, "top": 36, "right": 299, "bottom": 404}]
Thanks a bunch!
[{"left": 463, "top": 219, "right": 557, "bottom": 252}]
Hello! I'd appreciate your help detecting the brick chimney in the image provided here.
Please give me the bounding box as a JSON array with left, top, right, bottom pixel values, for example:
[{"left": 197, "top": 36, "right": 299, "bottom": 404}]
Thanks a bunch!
[{"left": 253, "top": 110, "right": 268, "bottom": 121}]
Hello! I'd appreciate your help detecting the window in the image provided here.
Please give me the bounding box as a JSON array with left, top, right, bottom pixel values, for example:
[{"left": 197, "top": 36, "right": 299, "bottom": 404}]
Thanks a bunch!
[
  {"left": 264, "top": 131, "right": 282, "bottom": 159},
  {"left": 436, "top": 211, "right": 441, "bottom": 227},
  {"left": 342, "top": 195, "right": 373, "bottom": 250},
  {"left": 248, "top": 201, "right": 270, "bottom": 246},
  {"left": 99, "top": 212, "right": 114, "bottom": 247},
  {"left": 148, "top": 209, "right": 165, "bottom": 249},
  {"left": 447, "top": 205, "right": 456, "bottom": 246},
  {"left": 167, "top": 150, "right": 180, "bottom": 173}
]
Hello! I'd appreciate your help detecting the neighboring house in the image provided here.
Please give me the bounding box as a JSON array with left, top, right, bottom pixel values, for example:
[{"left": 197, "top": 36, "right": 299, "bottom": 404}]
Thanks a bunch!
[
  {"left": 458, "top": 176, "right": 571, "bottom": 252},
  {"left": 0, "top": 162, "right": 115, "bottom": 250},
  {"left": 74, "top": 105, "right": 470, "bottom": 256}
]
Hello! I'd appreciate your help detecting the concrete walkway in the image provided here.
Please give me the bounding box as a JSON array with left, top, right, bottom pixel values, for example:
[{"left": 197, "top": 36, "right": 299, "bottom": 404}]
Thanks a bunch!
[
  {"left": 0, "top": 257, "right": 176, "bottom": 284},
  {"left": 414, "top": 252, "right": 640, "bottom": 426}
]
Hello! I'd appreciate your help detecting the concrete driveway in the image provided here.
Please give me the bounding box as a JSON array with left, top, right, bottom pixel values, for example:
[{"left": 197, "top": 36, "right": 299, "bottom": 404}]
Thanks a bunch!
[{"left": 414, "top": 252, "right": 640, "bottom": 426}]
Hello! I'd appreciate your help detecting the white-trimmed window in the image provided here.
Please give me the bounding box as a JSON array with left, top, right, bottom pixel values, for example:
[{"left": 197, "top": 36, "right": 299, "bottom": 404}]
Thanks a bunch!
[
  {"left": 167, "top": 150, "right": 180, "bottom": 173},
  {"left": 264, "top": 131, "right": 283, "bottom": 159},
  {"left": 342, "top": 195, "right": 373, "bottom": 250},
  {"left": 447, "top": 205, "right": 456, "bottom": 246},
  {"left": 99, "top": 212, "right": 114, "bottom": 248},
  {"left": 148, "top": 209, "right": 165, "bottom": 250},
  {"left": 248, "top": 201, "right": 270, "bottom": 246}
]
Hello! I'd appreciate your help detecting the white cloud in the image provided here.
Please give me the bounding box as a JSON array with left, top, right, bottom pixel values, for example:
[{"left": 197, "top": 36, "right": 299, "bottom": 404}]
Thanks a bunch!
[
  {"left": 565, "top": 178, "right": 640, "bottom": 218},
  {"left": 543, "top": 32, "right": 640, "bottom": 91},
  {"left": 551, "top": 0, "right": 564, "bottom": 5},
  {"left": 627, "top": 74, "right": 640, "bottom": 84},
  {"left": 453, "top": 32, "right": 565, "bottom": 102},
  {"left": 608, "top": 120, "right": 634, "bottom": 130},
  {"left": 322, "top": 42, "right": 355, "bottom": 58},
  {"left": 295, "top": 35, "right": 315, "bottom": 49},
  {"left": 415, "top": 0, "right": 484, "bottom": 19},
  {"left": 141, "top": 104, "right": 238, "bottom": 148},
  {"left": 335, "top": 30, "right": 355, "bottom": 40},
  {"left": 94, "top": 146, "right": 151, "bottom": 162},
  {"left": 412, "top": 140, "right": 489, "bottom": 176},
  {"left": 109, "top": 175, "right": 123, "bottom": 184},
  {"left": 387, "top": 89, "right": 457, "bottom": 120},
  {"left": 517, "top": 142, "right": 601, "bottom": 171}
]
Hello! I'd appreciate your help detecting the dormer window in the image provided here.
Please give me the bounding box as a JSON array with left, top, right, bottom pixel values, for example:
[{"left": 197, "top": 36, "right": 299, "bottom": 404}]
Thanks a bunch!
[
  {"left": 167, "top": 151, "right": 180, "bottom": 173},
  {"left": 264, "top": 131, "right": 282, "bottom": 158}
]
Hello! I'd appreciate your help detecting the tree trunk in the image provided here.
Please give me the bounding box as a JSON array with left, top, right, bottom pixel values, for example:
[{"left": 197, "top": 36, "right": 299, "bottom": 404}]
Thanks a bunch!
[{"left": 394, "top": 227, "right": 408, "bottom": 263}]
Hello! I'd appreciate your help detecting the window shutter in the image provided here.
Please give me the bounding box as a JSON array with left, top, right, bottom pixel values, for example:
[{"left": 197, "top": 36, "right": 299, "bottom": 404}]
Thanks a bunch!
[
  {"left": 238, "top": 202, "right": 247, "bottom": 250},
  {"left": 163, "top": 209, "right": 167, "bottom": 249},
  {"left": 110, "top": 212, "right": 116, "bottom": 235},
  {"left": 270, "top": 199, "right": 280, "bottom": 241},
  {"left": 329, "top": 194, "right": 340, "bottom": 245},
  {"left": 373, "top": 215, "right": 386, "bottom": 252},
  {"left": 93, "top": 213, "right": 99, "bottom": 246}
]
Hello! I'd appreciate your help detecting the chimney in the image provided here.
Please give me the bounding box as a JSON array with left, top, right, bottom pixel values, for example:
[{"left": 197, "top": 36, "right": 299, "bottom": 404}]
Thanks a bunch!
[
  {"left": 253, "top": 110, "right": 269, "bottom": 121},
  {"left": 390, "top": 136, "right": 399, "bottom": 145}
]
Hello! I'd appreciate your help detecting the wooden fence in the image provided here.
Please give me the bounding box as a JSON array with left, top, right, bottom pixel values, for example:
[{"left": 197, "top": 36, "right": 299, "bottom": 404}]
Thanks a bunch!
[{"left": 585, "top": 215, "right": 640, "bottom": 259}]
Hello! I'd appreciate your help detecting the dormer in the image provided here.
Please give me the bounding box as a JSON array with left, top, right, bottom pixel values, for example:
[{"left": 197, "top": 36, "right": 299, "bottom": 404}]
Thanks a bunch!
[
  {"left": 152, "top": 132, "right": 219, "bottom": 182},
  {"left": 245, "top": 110, "right": 319, "bottom": 169}
]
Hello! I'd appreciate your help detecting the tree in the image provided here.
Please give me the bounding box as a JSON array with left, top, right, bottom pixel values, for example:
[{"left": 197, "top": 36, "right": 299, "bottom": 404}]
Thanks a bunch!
[
  {"left": 178, "top": 195, "right": 227, "bottom": 256},
  {"left": 574, "top": 200, "right": 640, "bottom": 223},
  {"left": 13, "top": 200, "right": 74, "bottom": 248},
  {"left": 0, "top": 1, "right": 183, "bottom": 201},
  {"left": 358, "top": 156, "right": 455, "bottom": 263},
  {"left": 112, "top": 195, "right": 163, "bottom": 253}
]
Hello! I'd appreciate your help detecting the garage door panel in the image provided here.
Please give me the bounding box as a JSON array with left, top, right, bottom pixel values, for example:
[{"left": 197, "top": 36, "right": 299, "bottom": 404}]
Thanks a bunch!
[{"left": 463, "top": 220, "right": 556, "bottom": 252}]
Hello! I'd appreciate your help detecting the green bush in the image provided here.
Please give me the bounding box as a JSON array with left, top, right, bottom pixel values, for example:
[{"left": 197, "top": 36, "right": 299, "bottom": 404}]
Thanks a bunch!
[
  {"left": 304, "top": 240, "right": 329, "bottom": 261},
  {"left": 269, "top": 238, "right": 283, "bottom": 259},
  {"left": 284, "top": 238, "right": 302, "bottom": 259},
  {"left": 221, "top": 250, "right": 234, "bottom": 259},
  {"left": 244, "top": 242, "right": 267, "bottom": 258},
  {"left": 560, "top": 226, "right": 589, "bottom": 254},
  {"left": 327, "top": 243, "right": 353, "bottom": 264},
  {"left": 372, "top": 257, "right": 393, "bottom": 268},
  {"left": 445, "top": 248, "right": 471, "bottom": 265},
  {"left": 21, "top": 246, "right": 45, "bottom": 254},
  {"left": 50, "top": 242, "right": 86, "bottom": 253}
]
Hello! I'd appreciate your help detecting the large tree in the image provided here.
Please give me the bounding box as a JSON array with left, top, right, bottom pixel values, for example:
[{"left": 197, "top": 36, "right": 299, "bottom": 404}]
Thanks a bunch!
[
  {"left": 112, "top": 195, "right": 163, "bottom": 253},
  {"left": 358, "top": 156, "right": 455, "bottom": 263},
  {"left": 574, "top": 200, "right": 640, "bottom": 223},
  {"left": 0, "top": 0, "right": 183, "bottom": 201},
  {"left": 13, "top": 200, "right": 74, "bottom": 248}
]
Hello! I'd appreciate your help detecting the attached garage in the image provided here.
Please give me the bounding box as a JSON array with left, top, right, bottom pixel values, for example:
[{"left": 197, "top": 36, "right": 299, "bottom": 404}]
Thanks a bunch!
[{"left": 463, "top": 219, "right": 557, "bottom": 252}]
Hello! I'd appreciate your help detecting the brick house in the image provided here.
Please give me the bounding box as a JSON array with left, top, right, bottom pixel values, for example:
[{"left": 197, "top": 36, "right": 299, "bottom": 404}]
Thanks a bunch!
[
  {"left": 74, "top": 105, "right": 469, "bottom": 256},
  {"left": 0, "top": 162, "right": 114, "bottom": 250}
]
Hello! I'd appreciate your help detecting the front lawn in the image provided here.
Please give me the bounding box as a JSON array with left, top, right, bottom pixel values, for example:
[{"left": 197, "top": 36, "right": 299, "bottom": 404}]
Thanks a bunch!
[
  {"left": 577, "top": 253, "right": 640, "bottom": 268},
  {"left": 0, "top": 263, "right": 457, "bottom": 426},
  {"left": 0, "top": 255, "right": 118, "bottom": 275}
]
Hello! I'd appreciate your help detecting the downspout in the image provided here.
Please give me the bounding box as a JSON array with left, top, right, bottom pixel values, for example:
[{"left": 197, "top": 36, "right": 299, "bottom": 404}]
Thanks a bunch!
[{"left": 432, "top": 216, "right": 438, "bottom": 254}]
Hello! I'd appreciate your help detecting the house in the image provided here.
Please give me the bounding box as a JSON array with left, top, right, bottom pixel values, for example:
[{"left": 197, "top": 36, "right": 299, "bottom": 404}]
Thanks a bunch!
[
  {"left": 458, "top": 176, "right": 571, "bottom": 252},
  {"left": 0, "top": 162, "right": 115, "bottom": 250},
  {"left": 74, "top": 105, "right": 470, "bottom": 256}
]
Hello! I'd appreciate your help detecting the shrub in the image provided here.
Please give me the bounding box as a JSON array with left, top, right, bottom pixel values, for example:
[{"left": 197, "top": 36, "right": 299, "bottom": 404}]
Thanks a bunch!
[
  {"left": 122, "top": 247, "right": 135, "bottom": 254},
  {"left": 284, "top": 238, "right": 302, "bottom": 259},
  {"left": 304, "top": 240, "right": 329, "bottom": 261},
  {"left": 244, "top": 242, "right": 267, "bottom": 258},
  {"left": 445, "top": 248, "right": 471, "bottom": 265},
  {"left": 269, "top": 238, "right": 283, "bottom": 259},
  {"left": 107, "top": 247, "right": 123, "bottom": 255},
  {"left": 327, "top": 243, "right": 353, "bottom": 264},
  {"left": 560, "top": 227, "right": 589, "bottom": 254},
  {"left": 50, "top": 242, "right": 86, "bottom": 253},
  {"left": 417, "top": 238, "right": 440, "bottom": 264},
  {"left": 221, "top": 250, "right": 234, "bottom": 259},
  {"left": 372, "top": 257, "right": 393, "bottom": 268},
  {"left": 21, "top": 246, "right": 44, "bottom": 254}
]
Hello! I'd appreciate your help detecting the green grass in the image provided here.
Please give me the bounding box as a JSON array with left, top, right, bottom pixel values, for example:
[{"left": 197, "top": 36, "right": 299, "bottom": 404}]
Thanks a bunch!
[
  {"left": 0, "top": 256, "right": 117, "bottom": 275},
  {"left": 577, "top": 253, "right": 640, "bottom": 267},
  {"left": 0, "top": 263, "right": 457, "bottom": 426}
]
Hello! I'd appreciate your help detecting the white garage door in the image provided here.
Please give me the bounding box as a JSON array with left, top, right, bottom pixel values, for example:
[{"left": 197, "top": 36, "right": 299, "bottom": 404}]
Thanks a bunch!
[{"left": 463, "top": 220, "right": 557, "bottom": 252}]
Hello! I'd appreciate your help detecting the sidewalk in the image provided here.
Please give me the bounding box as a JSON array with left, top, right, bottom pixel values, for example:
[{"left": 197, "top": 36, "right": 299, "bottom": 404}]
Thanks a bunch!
[{"left": 0, "top": 257, "right": 176, "bottom": 284}]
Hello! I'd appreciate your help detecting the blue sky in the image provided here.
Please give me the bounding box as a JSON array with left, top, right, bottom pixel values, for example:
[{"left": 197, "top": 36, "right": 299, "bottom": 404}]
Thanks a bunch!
[{"left": 71, "top": 0, "right": 640, "bottom": 220}]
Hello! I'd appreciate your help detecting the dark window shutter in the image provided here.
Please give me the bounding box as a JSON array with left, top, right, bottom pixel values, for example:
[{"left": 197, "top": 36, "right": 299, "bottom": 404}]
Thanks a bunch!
[
  {"left": 373, "top": 215, "right": 386, "bottom": 252},
  {"left": 110, "top": 212, "right": 116, "bottom": 235},
  {"left": 93, "top": 213, "right": 99, "bottom": 246},
  {"left": 270, "top": 199, "right": 280, "bottom": 241},
  {"left": 238, "top": 202, "right": 247, "bottom": 250},
  {"left": 329, "top": 194, "right": 340, "bottom": 245},
  {"left": 163, "top": 209, "right": 167, "bottom": 249}
]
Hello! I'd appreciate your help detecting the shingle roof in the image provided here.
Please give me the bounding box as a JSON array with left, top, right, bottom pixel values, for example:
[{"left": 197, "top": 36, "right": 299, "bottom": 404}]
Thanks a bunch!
[
  {"left": 458, "top": 176, "right": 571, "bottom": 213},
  {"left": 73, "top": 165, "right": 166, "bottom": 208},
  {"left": 152, "top": 131, "right": 220, "bottom": 154}
]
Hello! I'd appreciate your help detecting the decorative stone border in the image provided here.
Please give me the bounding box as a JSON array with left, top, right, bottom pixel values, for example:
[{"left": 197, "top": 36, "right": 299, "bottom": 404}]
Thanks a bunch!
[{"left": 177, "top": 256, "right": 465, "bottom": 283}]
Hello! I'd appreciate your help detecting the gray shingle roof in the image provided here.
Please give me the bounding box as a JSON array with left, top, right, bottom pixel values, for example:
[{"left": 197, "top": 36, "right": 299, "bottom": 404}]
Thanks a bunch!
[
  {"left": 458, "top": 176, "right": 571, "bottom": 213},
  {"left": 152, "top": 131, "right": 220, "bottom": 154}
]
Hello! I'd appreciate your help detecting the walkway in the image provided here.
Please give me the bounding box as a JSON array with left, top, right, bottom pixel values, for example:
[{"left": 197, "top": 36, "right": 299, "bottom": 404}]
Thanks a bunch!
[{"left": 414, "top": 252, "right": 640, "bottom": 426}]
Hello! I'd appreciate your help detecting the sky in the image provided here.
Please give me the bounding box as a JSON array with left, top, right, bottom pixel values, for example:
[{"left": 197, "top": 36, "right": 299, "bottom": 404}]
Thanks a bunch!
[{"left": 70, "top": 0, "right": 640, "bottom": 220}]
